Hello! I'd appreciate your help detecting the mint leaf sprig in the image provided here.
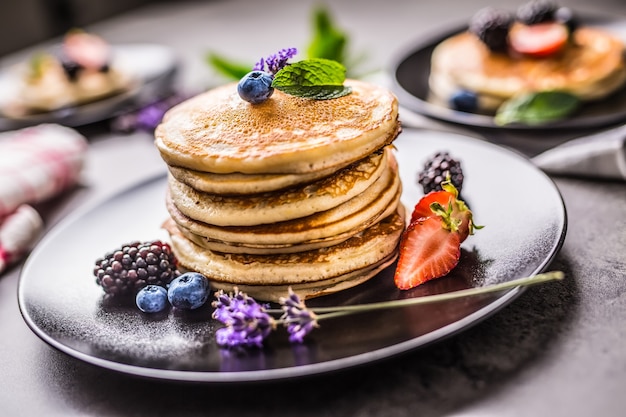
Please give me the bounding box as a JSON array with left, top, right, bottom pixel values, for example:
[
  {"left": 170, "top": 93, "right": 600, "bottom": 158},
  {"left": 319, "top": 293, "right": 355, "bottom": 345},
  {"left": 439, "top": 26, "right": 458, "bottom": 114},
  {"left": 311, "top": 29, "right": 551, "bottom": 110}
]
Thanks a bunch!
[
  {"left": 271, "top": 58, "right": 352, "bottom": 100},
  {"left": 205, "top": 4, "right": 367, "bottom": 81},
  {"left": 237, "top": 49, "right": 352, "bottom": 103},
  {"left": 495, "top": 91, "right": 580, "bottom": 126}
]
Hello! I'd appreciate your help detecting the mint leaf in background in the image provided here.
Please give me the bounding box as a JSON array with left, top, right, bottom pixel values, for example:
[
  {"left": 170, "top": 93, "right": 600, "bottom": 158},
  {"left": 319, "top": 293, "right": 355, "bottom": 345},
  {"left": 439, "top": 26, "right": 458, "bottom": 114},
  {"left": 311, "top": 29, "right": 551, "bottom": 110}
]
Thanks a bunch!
[
  {"left": 272, "top": 58, "right": 346, "bottom": 87},
  {"left": 307, "top": 5, "right": 348, "bottom": 65},
  {"left": 205, "top": 52, "right": 252, "bottom": 80},
  {"left": 274, "top": 85, "right": 352, "bottom": 100},
  {"left": 495, "top": 91, "right": 580, "bottom": 126}
]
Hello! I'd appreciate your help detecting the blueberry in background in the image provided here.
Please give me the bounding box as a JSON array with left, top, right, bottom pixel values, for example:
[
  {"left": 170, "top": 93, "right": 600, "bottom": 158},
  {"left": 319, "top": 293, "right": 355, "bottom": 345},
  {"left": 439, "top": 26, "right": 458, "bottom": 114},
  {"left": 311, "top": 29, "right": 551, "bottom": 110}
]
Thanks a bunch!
[
  {"left": 449, "top": 90, "right": 478, "bottom": 112},
  {"left": 238, "top": 71, "right": 274, "bottom": 104},
  {"left": 136, "top": 285, "right": 169, "bottom": 313},
  {"left": 167, "top": 272, "right": 210, "bottom": 310}
]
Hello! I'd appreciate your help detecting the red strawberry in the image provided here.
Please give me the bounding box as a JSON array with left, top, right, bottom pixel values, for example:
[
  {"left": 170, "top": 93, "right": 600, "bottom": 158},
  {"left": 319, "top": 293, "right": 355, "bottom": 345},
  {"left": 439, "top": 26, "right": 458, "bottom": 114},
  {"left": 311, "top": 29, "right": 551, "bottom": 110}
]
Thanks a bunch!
[
  {"left": 410, "top": 190, "right": 450, "bottom": 222},
  {"left": 64, "top": 31, "right": 111, "bottom": 70},
  {"left": 394, "top": 216, "right": 461, "bottom": 290},
  {"left": 509, "top": 22, "right": 569, "bottom": 58},
  {"left": 394, "top": 179, "right": 482, "bottom": 290},
  {"left": 410, "top": 182, "right": 476, "bottom": 243}
]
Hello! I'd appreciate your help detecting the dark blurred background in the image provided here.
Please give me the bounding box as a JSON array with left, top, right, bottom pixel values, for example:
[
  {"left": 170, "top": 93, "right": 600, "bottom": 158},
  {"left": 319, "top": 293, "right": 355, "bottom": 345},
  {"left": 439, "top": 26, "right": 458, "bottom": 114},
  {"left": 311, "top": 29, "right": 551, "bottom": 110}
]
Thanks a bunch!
[{"left": 0, "top": 0, "right": 167, "bottom": 56}]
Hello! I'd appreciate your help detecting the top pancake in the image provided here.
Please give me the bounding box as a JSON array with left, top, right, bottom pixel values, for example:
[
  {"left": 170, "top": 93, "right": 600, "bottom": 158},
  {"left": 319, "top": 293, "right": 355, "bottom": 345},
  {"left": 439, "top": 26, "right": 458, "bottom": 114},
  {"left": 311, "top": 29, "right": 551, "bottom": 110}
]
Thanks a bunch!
[
  {"left": 155, "top": 79, "right": 400, "bottom": 175},
  {"left": 430, "top": 26, "right": 626, "bottom": 109}
]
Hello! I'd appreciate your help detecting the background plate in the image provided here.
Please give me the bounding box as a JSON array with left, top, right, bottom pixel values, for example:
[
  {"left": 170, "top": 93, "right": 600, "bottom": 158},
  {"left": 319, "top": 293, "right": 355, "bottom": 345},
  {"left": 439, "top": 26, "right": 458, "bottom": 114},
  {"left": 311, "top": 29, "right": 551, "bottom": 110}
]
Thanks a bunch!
[
  {"left": 390, "top": 15, "right": 626, "bottom": 129},
  {"left": 0, "top": 43, "right": 177, "bottom": 131},
  {"left": 18, "top": 129, "right": 567, "bottom": 383}
]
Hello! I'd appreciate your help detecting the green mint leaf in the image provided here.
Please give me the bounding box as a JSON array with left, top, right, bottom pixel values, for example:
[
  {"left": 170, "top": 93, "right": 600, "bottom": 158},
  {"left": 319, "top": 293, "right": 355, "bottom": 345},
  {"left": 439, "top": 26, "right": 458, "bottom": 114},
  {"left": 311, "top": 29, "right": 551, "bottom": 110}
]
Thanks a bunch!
[
  {"left": 205, "top": 52, "right": 252, "bottom": 80},
  {"left": 272, "top": 58, "right": 346, "bottom": 87},
  {"left": 307, "top": 5, "right": 348, "bottom": 65},
  {"left": 29, "top": 53, "right": 47, "bottom": 79},
  {"left": 273, "top": 85, "right": 352, "bottom": 100},
  {"left": 272, "top": 58, "right": 350, "bottom": 100},
  {"left": 495, "top": 91, "right": 580, "bottom": 126}
]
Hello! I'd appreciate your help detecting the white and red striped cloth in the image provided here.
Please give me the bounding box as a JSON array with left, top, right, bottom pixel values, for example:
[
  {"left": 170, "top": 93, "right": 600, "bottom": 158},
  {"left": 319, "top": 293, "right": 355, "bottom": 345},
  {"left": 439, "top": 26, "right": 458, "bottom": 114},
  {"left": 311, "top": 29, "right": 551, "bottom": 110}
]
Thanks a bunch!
[{"left": 0, "top": 124, "right": 87, "bottom": 274}]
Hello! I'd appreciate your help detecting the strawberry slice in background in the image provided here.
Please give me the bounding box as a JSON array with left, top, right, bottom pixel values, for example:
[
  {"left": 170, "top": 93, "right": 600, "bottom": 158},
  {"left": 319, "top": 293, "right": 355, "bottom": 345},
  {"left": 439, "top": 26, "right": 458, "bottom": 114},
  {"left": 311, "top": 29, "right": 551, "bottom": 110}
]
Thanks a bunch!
[
  {"left": 63, "top": 30, "right": 111, "bottom": 70},
  {"left": 509, "top": 22, "right": 569, "bottom": 58}
]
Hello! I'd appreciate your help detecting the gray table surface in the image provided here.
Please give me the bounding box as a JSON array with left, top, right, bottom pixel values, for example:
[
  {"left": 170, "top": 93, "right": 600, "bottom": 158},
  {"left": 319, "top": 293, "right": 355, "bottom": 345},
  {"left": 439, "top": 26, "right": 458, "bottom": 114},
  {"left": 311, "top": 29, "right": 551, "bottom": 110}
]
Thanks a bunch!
[{"left": 1, "top": 0, "right": 625, "bottom": 416}]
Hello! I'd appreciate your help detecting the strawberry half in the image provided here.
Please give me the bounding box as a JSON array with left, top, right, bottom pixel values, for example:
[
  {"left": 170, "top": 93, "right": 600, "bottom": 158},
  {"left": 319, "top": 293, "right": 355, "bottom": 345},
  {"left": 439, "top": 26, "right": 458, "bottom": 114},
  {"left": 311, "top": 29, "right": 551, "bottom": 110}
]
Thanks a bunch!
[
  {"left": 394, "top": 180, "right": 482, "bottom": 290},
  {"left": 394, "top": 216, "right": 461, "bottom": 290},
  {"left": 509, "top": 22, "right": 569, "bottom": 58},
  {"left": 410, "top": 182, "right": 477, "bottom": 243},
  {"left": 64, "top": 31, "right": 111, "bottom": 70}
]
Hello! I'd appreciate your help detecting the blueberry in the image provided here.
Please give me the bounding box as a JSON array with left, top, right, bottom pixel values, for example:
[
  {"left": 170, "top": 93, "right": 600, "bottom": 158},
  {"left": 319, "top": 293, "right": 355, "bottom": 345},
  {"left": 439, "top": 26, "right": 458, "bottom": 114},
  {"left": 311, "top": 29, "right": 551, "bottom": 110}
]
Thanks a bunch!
[
  {"left": 237, "top": 71, "right": 274, "bottom": 104},
  {"left": 449, "top": 90, "right": 478, "bottom": 112},
  {"left": 135, "top": 285, "right": 168, "bottom": 313},
  {"left": 167, "top": 272, "right": 209, "bottom": 310},
  {"left": 555, "top": 7, "right": 578, "bottom": 33}
]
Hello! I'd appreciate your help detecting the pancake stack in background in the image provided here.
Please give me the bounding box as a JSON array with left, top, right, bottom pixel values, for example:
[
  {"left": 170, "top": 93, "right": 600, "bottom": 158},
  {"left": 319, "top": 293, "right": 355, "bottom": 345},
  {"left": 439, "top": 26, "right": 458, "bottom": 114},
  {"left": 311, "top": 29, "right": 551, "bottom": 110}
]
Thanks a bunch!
[
  {"left": 155, "top": 79, "right": 405, "bottom": 302},
  {"left": 428, "top": 3, "right": 626, "bottom": 113}
]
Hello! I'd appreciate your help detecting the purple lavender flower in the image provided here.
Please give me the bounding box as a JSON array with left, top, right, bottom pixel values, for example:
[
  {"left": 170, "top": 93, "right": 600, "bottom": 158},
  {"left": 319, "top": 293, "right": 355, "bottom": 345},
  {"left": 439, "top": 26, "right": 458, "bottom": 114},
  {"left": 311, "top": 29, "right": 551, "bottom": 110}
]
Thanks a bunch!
[
  {"left": 279, "top": 288, "right": 318, "bottom": 343},
  {"left": 212, "top": 288, "right": 275, "bottom": 348},
  {"left": 112, "top": 93, "right": 190, "bottom": 133},
  {"left": 253, "top": 48, "right": 297, "bottom": 75}
]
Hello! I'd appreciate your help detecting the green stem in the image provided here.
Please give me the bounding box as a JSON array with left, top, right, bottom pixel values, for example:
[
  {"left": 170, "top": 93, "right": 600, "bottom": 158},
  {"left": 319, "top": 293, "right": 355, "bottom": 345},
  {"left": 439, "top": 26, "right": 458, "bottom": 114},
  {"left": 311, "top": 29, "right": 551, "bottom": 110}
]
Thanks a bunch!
[{"left": 267, "top": 271, "right": 563, "bottom": 316}]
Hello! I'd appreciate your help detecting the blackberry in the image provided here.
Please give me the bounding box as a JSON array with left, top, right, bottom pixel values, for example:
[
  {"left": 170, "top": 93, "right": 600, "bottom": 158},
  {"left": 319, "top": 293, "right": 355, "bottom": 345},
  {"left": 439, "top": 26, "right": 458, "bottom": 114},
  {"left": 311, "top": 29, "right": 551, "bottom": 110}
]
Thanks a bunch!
[
  {"left": 417, "top": 151, "right": 464, "bottom": 194},
  {"left": 516, "top": 0, "right": 558, "bottom": 25},
  {"left": 60, "top": 60, "right": 82, "bottom": 82},
  {"left": 469, "top": 7, "right": 513, "bottom": 53},
  {"left": 93, "top": 240, "right": 180, "bottom": 296}
]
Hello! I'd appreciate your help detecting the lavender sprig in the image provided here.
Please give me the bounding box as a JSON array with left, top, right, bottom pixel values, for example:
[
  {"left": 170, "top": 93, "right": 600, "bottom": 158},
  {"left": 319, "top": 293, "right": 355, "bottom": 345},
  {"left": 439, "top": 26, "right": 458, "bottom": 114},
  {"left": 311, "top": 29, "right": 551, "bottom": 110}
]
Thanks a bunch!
[
  {"left": 279, "top": 288, "right": 319, "bottom": 343},
  {"left": 212, "top": 271, "right": 564, "bottom": 348},
  {"left": 253, "top": 48, "right": 297, "bottom": 75},
  {"left": 212, "top": 288, "right": 275, "bottom": 348}
]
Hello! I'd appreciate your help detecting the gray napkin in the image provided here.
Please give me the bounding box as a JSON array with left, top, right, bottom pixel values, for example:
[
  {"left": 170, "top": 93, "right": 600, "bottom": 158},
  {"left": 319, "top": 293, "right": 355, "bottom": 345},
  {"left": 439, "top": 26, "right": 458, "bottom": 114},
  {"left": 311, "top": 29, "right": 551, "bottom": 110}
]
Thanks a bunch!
[{"left": 532, "top": 124, "right": 626, "bottom": 181}]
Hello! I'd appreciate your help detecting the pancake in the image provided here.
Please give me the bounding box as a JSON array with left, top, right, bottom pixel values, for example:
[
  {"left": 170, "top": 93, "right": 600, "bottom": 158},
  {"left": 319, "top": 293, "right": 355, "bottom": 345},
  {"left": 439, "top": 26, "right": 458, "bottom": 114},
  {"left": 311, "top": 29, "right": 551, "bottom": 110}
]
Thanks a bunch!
[
  {"left": 167, "top": 163, "right": 340, "bottom": 195},
  {"left": 209, "top": 254, "right": 397, "bottom": 302},
  {"left": 168, "top": 161, "right": 401, "bottom": 253},
  {"left": 155, "top": 79, "right": 400, "bottom": 175},
  {"left": 430, "top": 26, "right": 626, "bottom": 111},
  {"left": 157, "top": 75, "right": 405, "bottom": 301},
  {"left": 167, "top": 146, "right": 390, "bottom": 227},
  {"left": 163, "top": 205, "right": 405, "bottom": 286},
  {"left": 177, "top": 194, "right": 399, "bottom": 254}
]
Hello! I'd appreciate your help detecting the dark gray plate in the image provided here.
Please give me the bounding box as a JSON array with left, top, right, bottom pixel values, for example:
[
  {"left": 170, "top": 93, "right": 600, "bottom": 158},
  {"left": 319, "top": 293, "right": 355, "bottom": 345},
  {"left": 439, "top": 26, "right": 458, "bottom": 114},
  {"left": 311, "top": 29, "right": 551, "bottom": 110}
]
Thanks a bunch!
[
  {"left": 17, "top": 129, "right": 567, "bottom": 383},
  {"left": 0, "top": 44, "right": 178, "bottom": 131},
  {"left": 390, "top": 15, "right": 626, "bottom": 129}
]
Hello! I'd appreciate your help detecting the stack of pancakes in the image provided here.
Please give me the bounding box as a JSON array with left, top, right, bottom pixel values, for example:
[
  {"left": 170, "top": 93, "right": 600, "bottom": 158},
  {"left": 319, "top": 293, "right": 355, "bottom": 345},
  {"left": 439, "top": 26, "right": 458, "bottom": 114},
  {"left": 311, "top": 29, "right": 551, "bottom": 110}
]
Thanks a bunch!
[
  {"left": 430, "top": 26, "right": 626, "bottom": 111},
  {"left": 155, "top": 79, "right": 405, "bottom": 301}
]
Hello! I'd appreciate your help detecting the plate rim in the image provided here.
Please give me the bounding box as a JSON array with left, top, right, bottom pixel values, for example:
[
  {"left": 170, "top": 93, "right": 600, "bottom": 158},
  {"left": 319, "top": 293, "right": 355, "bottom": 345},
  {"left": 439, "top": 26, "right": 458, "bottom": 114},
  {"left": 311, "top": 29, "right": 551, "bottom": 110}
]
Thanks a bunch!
[
  {"left": 17, "top": 130, "right": 568, "bottom": 383},
  {"left": 388, "top": 13, "right": 626, "bottom": 130}
]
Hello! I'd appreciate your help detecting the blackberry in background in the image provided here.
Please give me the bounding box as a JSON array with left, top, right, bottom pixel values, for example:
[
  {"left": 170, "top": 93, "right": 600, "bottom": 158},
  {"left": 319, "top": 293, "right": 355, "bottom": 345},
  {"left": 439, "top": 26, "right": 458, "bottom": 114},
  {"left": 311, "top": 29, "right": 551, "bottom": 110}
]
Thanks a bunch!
[
  {"left": 469, "top": 7, "right": 513, "bottom": 53},
  {"left": 60, "top": 60, "right": 82, "bottom": 81},
  {"left": 417, "top": 151, "right": 464, "bottom": 194},
  {"left": 93, "top": 240, "right": 180, "bottom": 296},
  {"left": 516, "top": 0, "right": 559, "bottom": 25}
]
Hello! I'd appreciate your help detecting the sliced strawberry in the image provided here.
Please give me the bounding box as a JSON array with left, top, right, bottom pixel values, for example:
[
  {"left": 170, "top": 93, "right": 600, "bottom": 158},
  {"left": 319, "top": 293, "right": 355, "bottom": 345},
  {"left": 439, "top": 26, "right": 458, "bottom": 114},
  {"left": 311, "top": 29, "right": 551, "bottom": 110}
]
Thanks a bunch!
[
  {"left": 410, "top": 182, "right": 479, "bottom": 243},
  {"left": 394, "top": 216, "right": 461, "bottom": 290},
  {"left": 64, "top": 31, "right": 111, "bottom": 70},
  {"left": 509, "top": 22, "right": 569, "bottom": 58},
  {"left": 410, "top": 190, "right": 451, "bottom": 222}
]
